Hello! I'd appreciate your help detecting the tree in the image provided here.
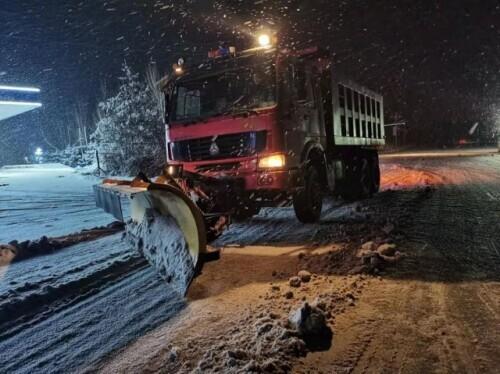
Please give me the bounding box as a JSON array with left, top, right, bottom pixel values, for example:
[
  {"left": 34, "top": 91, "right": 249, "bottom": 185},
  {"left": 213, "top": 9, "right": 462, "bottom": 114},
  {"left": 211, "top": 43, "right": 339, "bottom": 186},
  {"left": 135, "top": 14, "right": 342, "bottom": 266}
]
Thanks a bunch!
[
  {"left": 73, "top": 99, "right": 91, "bottom": 147},
  {"left": 145, "top": 62, "right": 166, "bottom": 121},
  {"left": 92, "top": 62, "right": 166, "bottom": 175}
]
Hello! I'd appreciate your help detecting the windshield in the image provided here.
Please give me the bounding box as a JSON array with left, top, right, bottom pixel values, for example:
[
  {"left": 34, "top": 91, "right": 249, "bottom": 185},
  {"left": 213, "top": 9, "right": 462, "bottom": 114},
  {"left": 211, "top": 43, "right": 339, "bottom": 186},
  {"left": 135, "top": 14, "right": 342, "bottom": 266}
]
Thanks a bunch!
[{"left": 171, "top": 64, "right": 276, "bottom": 123}]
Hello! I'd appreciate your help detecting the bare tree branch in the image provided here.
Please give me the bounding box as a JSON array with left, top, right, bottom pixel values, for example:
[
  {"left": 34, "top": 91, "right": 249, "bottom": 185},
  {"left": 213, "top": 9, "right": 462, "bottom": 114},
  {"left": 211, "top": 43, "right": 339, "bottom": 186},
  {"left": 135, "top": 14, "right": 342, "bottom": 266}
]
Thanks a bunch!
[{"left": 145, "top": 62, "right": 165, "bottom": 119}]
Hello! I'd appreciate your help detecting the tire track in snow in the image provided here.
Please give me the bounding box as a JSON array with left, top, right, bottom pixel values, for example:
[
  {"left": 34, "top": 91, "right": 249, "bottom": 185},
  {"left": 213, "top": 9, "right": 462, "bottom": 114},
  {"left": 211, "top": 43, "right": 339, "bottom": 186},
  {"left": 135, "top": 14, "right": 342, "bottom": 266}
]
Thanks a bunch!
[
  {"left": 0, "top": 266, "right": 185, "bottom": 374},
  {"left": 0, "top": 234, "right": 185, "bottom": 374}
]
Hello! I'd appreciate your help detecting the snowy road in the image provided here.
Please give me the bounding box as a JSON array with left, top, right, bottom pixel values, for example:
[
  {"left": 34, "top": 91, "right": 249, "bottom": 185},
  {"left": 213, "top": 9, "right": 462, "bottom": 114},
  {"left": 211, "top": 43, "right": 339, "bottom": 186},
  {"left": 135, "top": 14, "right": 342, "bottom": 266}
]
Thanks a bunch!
[
  {"left": 298, "top": 151, "right": 500, "bottom": 373},
  {"left": 96, "top": 150, "right": 500, "bottom": 373},
  {"left": 0, "top": 234, "right": 185, "bottom": 373},
  {"left": 1, "top": 153, "right": 499, "bottom": 373},
  {"left": 0, "top": 164, "right": 367, "bottom": 373},
  {"left": 0, "top": 165, "right": 184, "bottom": 373},
  {"left": 0, "top": 164, "right": 113, "bottom": 242}
]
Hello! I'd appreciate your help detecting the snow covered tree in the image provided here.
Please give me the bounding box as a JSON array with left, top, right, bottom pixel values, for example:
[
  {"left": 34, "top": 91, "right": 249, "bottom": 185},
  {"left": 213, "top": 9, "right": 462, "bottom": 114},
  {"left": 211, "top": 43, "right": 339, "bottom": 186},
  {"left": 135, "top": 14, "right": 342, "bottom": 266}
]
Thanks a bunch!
[{"left": 92, "top": 62, "right": 166, "bottom": 175}]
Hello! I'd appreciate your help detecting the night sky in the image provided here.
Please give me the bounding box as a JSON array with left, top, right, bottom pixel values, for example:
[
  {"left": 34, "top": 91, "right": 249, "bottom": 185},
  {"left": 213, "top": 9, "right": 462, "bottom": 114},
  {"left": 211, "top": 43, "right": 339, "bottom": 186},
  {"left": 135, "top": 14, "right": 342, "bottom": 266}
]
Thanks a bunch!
[{"left": 1, "top": 0, "right": 499, "bottom": 164}]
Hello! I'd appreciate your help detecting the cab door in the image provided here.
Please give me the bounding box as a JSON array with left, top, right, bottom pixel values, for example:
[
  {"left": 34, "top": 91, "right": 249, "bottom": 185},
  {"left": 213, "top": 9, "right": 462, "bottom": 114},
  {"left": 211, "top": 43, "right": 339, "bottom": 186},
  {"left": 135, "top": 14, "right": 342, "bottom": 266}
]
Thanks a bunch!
[
  {"left": 280, "top": 58, "right": 320, "bottom": 166},
  {"left": 293, "top": 60, "right": 321, "bottom": 137}
]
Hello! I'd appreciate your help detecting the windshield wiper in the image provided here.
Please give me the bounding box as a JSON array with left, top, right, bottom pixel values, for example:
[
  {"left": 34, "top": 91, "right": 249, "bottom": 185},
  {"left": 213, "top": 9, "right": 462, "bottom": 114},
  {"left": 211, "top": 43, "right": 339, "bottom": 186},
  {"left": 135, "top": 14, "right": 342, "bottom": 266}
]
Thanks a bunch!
[
  {"left": 220, "top": 98, "right": 260, "bottom": 117},
  {"left": 180, "top": 116, "right": 209, "bottom": 126},
  {"left": 179, "top": 105, "right": 261, "bottom": 124},
  {"left": 226, "top": 107, "right": 260, "bottom": 117},
  {"left": 232, "top": 95, "right": 246, "bottom": 106}
]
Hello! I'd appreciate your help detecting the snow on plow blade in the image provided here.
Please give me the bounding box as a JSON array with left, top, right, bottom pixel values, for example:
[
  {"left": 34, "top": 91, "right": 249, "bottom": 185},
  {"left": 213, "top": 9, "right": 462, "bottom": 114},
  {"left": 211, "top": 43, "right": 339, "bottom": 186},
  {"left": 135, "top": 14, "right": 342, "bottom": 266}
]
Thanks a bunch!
[{"left": 93, "top": 177, "right": 207, "bottom": 292}]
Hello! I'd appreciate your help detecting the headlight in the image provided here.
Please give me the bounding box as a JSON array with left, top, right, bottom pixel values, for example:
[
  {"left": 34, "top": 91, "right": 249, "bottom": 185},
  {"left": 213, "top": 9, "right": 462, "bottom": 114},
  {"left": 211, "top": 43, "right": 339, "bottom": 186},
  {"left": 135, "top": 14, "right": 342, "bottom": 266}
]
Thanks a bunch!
[
  {"left": 173, "top": 65, "right": 183, "bottom": 75},
  {"left": 258, "top": 34, "right": 271, "bottom": 47},
  {"left": 166, "top": 164, "right": 182, "bottom": 177},
  {"left": 258, "top": 154, "right": 286, "bottom": 169}
]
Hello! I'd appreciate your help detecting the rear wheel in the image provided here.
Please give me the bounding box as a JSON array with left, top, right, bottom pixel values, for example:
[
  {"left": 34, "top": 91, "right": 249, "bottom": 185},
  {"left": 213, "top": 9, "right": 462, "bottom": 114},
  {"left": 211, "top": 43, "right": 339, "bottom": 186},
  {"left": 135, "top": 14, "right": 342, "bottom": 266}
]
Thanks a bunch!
[
  {"left": 370, "top": 153, "right": 380, "bottom": 193},
  {"left": 358, "top": 157, "right": 372, "bottom": 198},
  {"left": 341, "top": 155, "right": 372, "bottom": 201},
  {"left": 293, "top": 165, "right": 323, "bottom": 223}
]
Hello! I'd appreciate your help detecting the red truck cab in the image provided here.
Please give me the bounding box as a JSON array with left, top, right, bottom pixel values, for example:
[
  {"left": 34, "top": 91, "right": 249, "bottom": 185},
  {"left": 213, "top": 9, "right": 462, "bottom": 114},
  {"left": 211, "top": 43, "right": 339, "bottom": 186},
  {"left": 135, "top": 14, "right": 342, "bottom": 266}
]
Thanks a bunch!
[{"left": 163, "top": 44, "right": 384, "bottom": 222}]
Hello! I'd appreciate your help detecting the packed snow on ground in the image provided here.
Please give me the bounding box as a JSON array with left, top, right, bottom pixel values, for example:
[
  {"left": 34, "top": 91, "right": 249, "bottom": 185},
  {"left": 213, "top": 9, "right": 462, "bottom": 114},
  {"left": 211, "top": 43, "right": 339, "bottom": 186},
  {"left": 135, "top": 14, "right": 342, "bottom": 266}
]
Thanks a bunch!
[
  {"left": 0, "top": 163, "right": 114, "bottom": 243},
  {"left": 0, "top": 163, "right": 187, "bottom": 374},
  {"left": 214, "top": 199, "right": 366, "bottom": 247},
  {"left": 0, "top": 234, "right": 186, "bottom": 374}
]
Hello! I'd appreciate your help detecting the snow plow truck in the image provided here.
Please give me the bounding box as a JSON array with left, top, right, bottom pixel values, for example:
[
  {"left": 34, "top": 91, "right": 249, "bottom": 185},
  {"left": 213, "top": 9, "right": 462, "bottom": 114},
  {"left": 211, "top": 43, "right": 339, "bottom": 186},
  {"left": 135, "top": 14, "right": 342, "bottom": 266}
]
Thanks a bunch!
[{"left": 94, "top": 35, "right": 385, "bottom": 274}]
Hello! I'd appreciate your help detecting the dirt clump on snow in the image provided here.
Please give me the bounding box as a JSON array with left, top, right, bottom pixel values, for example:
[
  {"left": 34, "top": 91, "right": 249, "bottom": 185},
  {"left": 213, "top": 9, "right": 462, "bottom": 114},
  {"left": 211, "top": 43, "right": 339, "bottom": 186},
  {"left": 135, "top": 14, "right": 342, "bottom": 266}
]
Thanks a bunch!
[
  {"left": 297, "top": 270, "right": 312, "bottom": 282},
  {"left": 376, "top": 243, "right": 397, "bottom": 256},
  {"left": 288, "top": 302, "right": 332, "bottom": 350},
  {"left": 296, "top": 217, "right": 405, "bottom": 277},
  {"left": 0, "top": 221, "right": 124, "bottom": 264},
  {"left": 351, "top": 241, "right": 403, "bottom": 275},
  {"left": 289, "top": 276, "right": 302, "bottom": 287},
  {"left": 0, "top": 244, "right": 16, "bottom": 267}
]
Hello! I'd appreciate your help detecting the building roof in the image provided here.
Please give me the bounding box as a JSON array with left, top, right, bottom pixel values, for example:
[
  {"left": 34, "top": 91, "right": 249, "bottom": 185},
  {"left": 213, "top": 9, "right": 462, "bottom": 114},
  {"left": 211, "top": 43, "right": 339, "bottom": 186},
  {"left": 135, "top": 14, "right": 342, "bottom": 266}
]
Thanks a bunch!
[{"left": 0, "top": 85, "right": 42, "bottom": 121}]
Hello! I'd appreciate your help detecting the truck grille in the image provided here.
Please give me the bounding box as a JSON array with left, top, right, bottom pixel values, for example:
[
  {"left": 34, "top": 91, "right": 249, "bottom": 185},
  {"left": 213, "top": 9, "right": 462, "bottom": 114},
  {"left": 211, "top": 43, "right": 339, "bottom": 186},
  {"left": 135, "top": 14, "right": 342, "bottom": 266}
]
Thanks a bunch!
[{"left": 171, "top": 131, "right": 266, "bottom": 162}]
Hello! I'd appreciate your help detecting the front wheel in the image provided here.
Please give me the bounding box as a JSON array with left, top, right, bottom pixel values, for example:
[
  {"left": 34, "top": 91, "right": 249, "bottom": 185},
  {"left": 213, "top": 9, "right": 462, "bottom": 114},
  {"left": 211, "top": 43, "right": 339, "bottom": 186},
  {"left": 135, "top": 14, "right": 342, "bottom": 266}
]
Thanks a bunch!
[{"left": 293, "top": 165, "right": 323, "bottom": 223}]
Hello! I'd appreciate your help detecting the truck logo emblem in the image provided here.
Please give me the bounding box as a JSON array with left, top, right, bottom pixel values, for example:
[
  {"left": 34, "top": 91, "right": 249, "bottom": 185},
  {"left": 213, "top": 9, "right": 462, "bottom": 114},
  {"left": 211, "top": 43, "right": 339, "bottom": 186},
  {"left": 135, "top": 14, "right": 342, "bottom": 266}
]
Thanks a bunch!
[{"left": 209, "top": 136, "right": 220, "bottom": 156}]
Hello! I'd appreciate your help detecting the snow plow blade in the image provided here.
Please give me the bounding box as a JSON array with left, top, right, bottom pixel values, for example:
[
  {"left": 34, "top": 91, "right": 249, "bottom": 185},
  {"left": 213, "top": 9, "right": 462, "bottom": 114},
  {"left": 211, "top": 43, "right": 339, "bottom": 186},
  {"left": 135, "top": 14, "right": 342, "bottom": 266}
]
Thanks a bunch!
[{"left": 93, "top": 176, "right": 207, "bottom": 269}]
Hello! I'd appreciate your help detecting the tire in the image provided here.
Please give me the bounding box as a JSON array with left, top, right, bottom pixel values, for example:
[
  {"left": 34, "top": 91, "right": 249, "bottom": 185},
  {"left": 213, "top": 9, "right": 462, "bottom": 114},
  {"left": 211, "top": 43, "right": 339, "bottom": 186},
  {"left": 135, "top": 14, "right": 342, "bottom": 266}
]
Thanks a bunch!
[
  {"left": 358, "top": 157, "right": 372, "bottom": 198},
  {"left": 341, "top": 156, "right": 372, "bottom": 201},
  {"left": 293, "top": 165, "right": 323, "bottom": 223},
  {"left": 370, "top": 154, "right": 380, "bottom": 194}
]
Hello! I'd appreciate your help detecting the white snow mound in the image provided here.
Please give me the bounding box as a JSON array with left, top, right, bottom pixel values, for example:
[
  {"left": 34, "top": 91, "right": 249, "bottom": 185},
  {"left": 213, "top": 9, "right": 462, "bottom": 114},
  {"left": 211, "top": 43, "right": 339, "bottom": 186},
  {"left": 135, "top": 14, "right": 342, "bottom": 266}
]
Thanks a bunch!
[{"left": 126, "top": 209, "right": 195, "bottom": 295}]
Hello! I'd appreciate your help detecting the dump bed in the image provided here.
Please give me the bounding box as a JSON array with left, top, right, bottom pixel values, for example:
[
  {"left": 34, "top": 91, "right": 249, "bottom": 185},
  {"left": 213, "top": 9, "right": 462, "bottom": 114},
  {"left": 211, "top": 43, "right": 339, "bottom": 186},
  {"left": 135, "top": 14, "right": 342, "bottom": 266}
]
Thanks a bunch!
[{"left": 331, "top": 77, "right": 385, "bottom": 147}]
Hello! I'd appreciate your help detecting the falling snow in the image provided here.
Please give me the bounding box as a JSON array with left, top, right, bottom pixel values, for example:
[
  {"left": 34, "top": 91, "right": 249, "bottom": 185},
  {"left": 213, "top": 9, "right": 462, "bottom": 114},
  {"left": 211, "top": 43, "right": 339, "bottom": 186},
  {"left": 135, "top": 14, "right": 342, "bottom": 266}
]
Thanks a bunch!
[{"left": 1, "top": 1, "right": 500, "bottom": 165}]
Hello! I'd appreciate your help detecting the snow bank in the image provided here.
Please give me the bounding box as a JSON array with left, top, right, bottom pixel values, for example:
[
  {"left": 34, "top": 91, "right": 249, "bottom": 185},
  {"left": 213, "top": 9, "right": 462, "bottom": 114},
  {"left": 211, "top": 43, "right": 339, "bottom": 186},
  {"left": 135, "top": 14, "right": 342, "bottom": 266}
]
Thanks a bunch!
[
  {"left": 4, "top": 221, "right": 124, "bottom": 264},
  {"left": 0, "top": 163, "right": 73, "bottom": 172}
]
